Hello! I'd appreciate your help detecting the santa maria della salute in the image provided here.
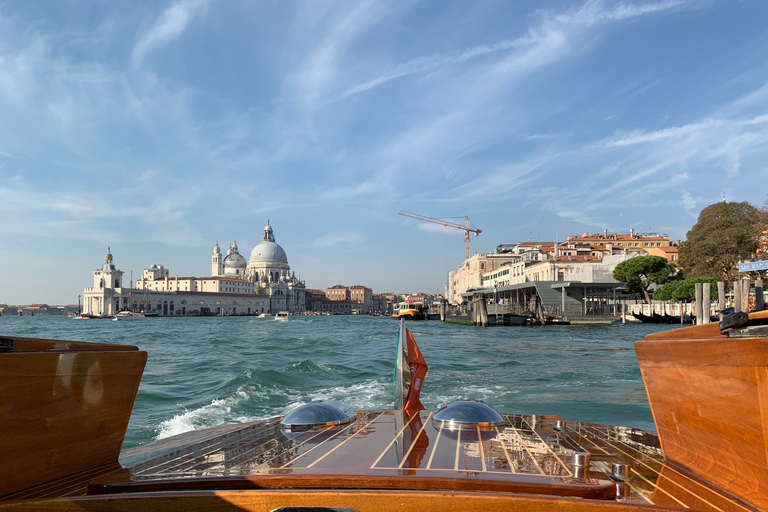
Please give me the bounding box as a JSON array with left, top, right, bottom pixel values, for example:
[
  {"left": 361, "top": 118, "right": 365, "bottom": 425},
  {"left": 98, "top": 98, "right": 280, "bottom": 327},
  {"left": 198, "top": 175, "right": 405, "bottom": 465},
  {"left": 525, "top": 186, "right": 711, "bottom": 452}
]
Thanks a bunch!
[{"left": 82, "top": 222, "right": 306, "bottom": 317}]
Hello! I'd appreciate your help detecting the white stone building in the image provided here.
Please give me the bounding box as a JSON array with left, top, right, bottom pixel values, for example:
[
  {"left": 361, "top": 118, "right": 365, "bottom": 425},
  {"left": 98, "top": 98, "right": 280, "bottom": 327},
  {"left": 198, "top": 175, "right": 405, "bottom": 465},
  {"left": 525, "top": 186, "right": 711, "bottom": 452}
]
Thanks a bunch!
[{"left": 82, "top": 223, "right": 306, "bottom": 316}]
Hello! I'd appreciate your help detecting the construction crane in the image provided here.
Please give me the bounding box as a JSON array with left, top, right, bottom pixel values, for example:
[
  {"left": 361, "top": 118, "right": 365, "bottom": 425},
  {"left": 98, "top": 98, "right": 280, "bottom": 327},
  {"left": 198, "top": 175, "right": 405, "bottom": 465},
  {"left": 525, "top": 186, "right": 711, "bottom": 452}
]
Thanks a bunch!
[{"left": 398, "top": 211, "right": 482, "bottom": 260}]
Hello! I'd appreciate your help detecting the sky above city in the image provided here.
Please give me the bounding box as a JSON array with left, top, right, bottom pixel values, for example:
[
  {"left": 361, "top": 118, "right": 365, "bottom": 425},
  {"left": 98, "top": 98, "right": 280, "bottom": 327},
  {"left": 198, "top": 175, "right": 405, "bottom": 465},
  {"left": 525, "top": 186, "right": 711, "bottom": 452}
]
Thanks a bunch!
[{"left": 1, "top": 0, "right": 767, "bottom": 304}]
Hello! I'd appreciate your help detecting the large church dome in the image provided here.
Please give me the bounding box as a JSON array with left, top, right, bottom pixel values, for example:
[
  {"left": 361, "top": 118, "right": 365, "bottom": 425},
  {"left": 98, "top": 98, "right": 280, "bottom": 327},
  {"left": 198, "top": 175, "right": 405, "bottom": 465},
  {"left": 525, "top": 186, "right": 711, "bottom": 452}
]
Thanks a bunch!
[{"left": 249, "top": 223, "right": 288, "bottom": 264}]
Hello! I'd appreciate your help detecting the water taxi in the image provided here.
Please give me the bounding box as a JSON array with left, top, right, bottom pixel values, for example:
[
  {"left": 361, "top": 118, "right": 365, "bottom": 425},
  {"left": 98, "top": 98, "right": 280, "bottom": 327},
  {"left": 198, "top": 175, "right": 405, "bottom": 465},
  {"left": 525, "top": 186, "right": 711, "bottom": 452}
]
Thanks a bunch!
[
  {"left": 2, "top": 311, "right": 768, "bottom": 511},
  {"left": 274, "top": 311, "right": 291, "bottom": 321},
  {"left": 392, "top": 301, "right": 424, "bottom": 320}
]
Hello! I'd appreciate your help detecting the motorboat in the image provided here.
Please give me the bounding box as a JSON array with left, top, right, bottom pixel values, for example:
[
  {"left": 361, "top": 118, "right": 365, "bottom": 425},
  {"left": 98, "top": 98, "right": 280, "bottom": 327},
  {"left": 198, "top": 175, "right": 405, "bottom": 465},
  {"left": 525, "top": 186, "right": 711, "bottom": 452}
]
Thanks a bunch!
[
  {"left": 2, "top": 312, "right": 768, "bottom": 511},
  {"left": 78, "top": 313, "right": 112, "bottom": 319},
  {"left": 392, "top": 301, "right": 424, "bottom": 320},
  {"left": 274, "top": 311, "right": 291, "bottom": 321},
  {"left": 113, "top": 311, "right": 148, "bottom": 321}
]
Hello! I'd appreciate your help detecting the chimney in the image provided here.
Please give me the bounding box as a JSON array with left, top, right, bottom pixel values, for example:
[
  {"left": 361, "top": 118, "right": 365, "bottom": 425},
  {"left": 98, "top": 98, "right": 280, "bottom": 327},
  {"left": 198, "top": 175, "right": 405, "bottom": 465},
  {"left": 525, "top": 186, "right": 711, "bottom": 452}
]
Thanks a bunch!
[
  {"left": 630, "top": 228, "right": 634, "bottom": 237},
  {"left": 604, "top": 228, "right": 608, "bottom": 236}
]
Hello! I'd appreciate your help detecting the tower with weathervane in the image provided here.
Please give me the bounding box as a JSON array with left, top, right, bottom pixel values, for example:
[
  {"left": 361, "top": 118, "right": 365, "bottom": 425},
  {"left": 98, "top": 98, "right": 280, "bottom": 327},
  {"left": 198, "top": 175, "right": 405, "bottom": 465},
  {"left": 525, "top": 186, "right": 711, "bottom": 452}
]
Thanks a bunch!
[{"left": 82, "top": 248, "right": 129, "bottom": 316}]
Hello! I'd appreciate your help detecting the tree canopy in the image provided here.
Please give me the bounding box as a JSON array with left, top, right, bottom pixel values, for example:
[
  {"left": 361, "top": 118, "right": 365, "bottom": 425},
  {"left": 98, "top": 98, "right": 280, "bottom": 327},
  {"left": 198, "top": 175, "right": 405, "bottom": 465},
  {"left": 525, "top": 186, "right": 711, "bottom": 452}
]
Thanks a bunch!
[
  {"left": 653, "top": 277, "right": 717, "bottom": 302},
  {"left": 678, "top": 201, "right": 765, "bottom": 282},
  {"left": 613, "top": 255, "right": 680, "bottom": 304}
]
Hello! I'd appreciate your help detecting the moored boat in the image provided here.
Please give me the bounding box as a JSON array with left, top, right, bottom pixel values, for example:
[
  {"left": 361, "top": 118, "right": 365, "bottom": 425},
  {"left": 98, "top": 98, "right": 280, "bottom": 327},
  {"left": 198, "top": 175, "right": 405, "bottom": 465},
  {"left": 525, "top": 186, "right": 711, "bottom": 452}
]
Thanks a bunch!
[{"left": 2, "top": 312, "right": 768, "bottom": 511}]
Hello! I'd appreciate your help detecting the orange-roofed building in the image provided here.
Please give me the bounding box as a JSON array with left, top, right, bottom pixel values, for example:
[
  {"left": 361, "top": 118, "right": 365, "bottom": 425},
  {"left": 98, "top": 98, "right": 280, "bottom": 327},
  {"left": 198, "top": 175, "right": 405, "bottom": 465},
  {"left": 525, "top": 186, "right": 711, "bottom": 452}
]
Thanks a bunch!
[{"left": 648, "top": 245, "right": 679, "bottom": 263}]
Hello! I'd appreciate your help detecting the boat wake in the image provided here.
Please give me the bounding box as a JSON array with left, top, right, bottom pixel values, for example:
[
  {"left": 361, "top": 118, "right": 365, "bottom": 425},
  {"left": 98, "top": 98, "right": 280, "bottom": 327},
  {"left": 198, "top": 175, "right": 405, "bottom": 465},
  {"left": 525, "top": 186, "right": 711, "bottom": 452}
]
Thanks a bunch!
[{"left": 155, "top": 359, "right": 389, "bottom": 441}]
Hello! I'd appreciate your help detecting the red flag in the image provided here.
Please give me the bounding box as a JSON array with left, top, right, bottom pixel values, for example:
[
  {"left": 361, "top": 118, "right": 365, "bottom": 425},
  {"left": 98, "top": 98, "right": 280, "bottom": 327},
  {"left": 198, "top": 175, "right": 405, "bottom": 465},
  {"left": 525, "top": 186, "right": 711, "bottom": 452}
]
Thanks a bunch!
[{"left": 403, "top": 328, "right": 428, "bottom": 411}]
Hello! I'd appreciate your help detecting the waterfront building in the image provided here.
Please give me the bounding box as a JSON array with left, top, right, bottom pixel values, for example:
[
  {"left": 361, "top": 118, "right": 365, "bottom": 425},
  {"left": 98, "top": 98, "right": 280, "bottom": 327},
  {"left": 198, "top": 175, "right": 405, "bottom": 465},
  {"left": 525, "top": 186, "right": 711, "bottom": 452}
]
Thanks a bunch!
[
  {"left": 322, "top": 284, "right": 374, "bottom": 313},
  {"left": 566, "top": 229, "right": 673, "bottom": 250},
  {"left": 83, "top": 222, "right": 305, "bottom": 316},
  {"left": 648, "top": 245, "right": 679, "bottom": 263},
  {"left": 450, "top": 252, "right": 522, "bottom": 305}
]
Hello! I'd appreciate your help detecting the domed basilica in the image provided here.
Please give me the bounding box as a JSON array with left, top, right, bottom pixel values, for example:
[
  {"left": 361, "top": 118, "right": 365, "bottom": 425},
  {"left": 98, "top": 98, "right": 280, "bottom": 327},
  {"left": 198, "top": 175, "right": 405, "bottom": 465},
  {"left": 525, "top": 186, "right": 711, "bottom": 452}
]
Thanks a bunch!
[
  {"left": 212, "top": 222, "right": 305, "bottom": 313},
  {"left": 81, "top": 222, "right": 305, "bottom": 317}
]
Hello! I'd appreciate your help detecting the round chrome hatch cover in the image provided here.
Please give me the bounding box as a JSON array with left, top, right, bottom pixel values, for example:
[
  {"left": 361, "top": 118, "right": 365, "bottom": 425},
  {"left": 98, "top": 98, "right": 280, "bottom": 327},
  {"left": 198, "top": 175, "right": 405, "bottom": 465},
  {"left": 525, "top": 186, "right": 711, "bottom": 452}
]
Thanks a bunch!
[
  {"left": 280, "top": 400, "right": 356, "bottom": 430},
  {"left": 432, "top": 399, "right": 505, "bottom": 428}
]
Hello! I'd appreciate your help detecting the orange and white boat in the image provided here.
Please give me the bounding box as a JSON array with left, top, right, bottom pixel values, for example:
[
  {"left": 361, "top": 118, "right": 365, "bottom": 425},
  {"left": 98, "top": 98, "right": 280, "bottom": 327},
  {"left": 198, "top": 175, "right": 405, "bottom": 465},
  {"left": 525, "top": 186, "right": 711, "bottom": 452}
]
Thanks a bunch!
[
  {"left": 2, "top": 313, "right": 768, "bottom": 511},
  {"left": 392, "top": 301, "right": 425, "bottom": 320}
]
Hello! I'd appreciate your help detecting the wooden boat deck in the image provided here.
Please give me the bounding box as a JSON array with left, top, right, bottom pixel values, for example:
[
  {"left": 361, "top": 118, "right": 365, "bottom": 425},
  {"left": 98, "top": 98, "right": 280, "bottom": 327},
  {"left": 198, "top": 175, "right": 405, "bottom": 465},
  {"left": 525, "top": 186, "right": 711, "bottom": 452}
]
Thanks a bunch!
[{"left": 2, "top": 411, "right": 754, "bottom": 511}]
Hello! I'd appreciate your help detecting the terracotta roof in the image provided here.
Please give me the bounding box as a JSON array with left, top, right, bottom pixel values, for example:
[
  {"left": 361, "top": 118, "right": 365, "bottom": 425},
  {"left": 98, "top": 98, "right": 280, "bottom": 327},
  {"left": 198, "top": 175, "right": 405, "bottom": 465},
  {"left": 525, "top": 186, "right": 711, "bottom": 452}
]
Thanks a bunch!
[{"left": 651, "top": 246, "right": 679, "bottom": 253}]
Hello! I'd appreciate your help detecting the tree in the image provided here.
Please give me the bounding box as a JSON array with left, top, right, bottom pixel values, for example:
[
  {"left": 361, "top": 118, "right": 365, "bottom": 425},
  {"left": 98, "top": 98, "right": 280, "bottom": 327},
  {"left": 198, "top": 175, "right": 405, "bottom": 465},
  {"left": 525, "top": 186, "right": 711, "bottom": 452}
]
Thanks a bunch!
[
  {"left": 653, "top": 277, "right": 717, "bottom": 302},
  {"left": 613, "top": 255, "right": 680, "bottom": 305},
  {"left": 678, "top": 201, "right": 763, "bottom": 282}
]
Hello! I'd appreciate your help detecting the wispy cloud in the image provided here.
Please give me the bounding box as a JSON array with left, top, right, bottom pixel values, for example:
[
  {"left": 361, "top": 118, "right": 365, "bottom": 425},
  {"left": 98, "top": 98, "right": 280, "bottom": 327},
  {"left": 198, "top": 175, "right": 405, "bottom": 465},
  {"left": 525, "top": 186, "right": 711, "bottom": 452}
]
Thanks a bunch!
[
  {"left": 310, "top": 234, "right": 366, "bottom": 248},
  {"left": 335, "top": 38, "right": 533, "bottom": 102},
  {"left": 131, "top": 0, "right": 209, "bottom": 68}
]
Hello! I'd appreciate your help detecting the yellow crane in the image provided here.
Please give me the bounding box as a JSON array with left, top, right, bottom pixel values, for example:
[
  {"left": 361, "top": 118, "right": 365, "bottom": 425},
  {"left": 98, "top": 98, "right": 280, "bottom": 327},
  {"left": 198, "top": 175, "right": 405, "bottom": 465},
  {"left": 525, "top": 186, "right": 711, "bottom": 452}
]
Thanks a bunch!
[{"left": 398, "top": 211, "right": 482, "bottom": 260}]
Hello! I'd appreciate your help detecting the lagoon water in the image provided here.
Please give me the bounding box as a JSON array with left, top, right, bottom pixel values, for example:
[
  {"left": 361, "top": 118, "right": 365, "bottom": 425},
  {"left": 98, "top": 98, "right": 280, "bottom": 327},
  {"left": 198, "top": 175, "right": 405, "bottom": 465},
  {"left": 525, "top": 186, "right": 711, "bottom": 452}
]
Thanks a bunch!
[{"left": 2, "top": 315, "right": 677, "bottom": 449}]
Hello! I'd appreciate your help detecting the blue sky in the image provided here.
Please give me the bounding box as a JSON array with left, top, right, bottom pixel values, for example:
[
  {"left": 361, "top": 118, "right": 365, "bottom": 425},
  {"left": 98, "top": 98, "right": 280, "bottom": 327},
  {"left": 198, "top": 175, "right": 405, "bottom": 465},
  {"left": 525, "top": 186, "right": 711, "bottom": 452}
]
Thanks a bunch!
[{"left": 1, "top": 0, "right": 767, "bottom": 305}]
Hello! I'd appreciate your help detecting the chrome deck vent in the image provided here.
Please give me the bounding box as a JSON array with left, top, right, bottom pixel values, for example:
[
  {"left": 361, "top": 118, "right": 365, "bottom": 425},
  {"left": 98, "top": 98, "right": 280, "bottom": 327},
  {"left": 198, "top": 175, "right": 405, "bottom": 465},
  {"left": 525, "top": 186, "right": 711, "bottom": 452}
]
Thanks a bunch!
[
  {"left": 280, "top": 401, "right": 356, "bottom": 431},
  {"left": 432, "top": 399, "right": 505, "bottom": 429}
]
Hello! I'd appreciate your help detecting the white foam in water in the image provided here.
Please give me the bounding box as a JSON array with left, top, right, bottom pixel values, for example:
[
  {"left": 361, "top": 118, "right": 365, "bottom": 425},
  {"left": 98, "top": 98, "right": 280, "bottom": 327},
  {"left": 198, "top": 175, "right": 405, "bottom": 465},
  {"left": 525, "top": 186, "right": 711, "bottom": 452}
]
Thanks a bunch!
[
  {"left": 307, "top": 379, "right": 390, "bottom": 410},
  {"left": 156, "top": 398, "right": 234, "bottom": 440},
  {"left": 156, "top": 384, "right": 303, "bottom": 440}
]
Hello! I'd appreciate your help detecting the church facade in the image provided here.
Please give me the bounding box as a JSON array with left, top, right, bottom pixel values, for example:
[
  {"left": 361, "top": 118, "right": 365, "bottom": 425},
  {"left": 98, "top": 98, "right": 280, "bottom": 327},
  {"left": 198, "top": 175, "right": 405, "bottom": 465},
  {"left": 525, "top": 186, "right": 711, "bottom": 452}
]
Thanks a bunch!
[{"left": 82, "top": 223, "right": 306, "bottom": 316}]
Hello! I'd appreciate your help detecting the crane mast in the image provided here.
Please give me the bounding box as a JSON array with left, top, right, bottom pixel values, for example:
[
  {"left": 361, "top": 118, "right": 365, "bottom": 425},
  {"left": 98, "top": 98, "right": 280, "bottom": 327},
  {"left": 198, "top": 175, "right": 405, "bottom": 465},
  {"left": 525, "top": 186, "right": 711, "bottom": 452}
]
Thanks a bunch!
[{"left": 397, "top": 211, "right": 482, "bottom": 260}]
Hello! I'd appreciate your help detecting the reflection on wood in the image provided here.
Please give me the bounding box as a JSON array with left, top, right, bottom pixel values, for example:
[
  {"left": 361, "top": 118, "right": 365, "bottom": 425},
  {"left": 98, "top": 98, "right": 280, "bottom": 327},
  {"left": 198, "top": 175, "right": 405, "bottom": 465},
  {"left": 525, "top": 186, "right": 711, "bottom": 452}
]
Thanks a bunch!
[
  {"left": 0, "top": 336, "right": 146, "bottom": 499},
  {"left": 636, "top": 311, "right": 768, "bottom": 511}
]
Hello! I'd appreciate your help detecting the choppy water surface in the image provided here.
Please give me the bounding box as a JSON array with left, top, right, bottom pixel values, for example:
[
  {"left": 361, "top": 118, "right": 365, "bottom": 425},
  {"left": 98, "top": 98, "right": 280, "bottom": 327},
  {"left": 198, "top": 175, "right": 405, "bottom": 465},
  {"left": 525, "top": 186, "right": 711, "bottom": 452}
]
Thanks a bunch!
[{"left": 2, "top": 315, "right": 678, "bottom": 448}]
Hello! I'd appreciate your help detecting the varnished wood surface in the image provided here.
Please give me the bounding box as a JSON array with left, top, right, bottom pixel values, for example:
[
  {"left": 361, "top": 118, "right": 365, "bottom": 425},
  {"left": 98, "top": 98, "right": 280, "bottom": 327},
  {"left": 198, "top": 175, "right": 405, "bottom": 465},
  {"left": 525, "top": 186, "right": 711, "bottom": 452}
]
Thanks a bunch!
[
  {"left": 0, "top": 489, "right": 702, "bottom": 512},
  {"left": 1, "top": 410, "right": 755, "bottom": 510},
  {"left": 89, "top": 412, "right": 620, "bottom": 499},
  {"left": 0, "top": 336, "right": 146, "bottom": 499},
  {"left": 636, "top": 312, "right": 768, "bottom": 511},
  {"left": 2, "top": 335, "right": 141, "bottom": 353}
]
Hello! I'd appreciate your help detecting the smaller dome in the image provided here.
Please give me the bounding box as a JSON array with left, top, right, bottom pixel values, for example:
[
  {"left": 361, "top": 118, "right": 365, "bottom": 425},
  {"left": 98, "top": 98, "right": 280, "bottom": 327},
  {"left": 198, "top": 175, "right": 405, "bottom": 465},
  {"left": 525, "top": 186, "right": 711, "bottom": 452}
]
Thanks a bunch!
[
  {"left": 213, "top": 242, "right": 221, "bottom": 254},
  {"left": 281, "top": 401, "right": 355, "bottom": 430},
  {"left": 150, "top": 264, "right": 158, "bottom": 269},
  {"left": 224, "top": 253, "right": 247, "bottom": 269},
  {"left": 432, "top": 399, "right": 505, "bottom": 429}
]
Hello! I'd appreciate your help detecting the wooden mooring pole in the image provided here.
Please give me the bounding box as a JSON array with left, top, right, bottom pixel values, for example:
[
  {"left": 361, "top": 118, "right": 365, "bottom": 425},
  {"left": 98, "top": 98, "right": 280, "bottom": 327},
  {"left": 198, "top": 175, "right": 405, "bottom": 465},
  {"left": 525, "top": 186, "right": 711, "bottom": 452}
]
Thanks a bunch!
[
  {"left": 742, "top": 278, "right": 751, "bottom": 313},
  {"left": 694, "top": 283, "right": 703, "bottom": 325},
  {"left": 702, "top": 282, "right": 711, "bottom": 323},
  {"left": 479, "top": 294, "right": 489, "bottom": 328},
  {"left": 717, "top": 281, "right": 725, "bottom": 319}
]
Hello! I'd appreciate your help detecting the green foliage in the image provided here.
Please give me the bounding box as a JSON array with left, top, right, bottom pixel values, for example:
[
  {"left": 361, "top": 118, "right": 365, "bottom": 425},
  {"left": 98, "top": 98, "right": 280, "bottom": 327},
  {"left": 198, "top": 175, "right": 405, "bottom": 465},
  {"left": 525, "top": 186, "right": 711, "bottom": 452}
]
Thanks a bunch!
[
  {"left": 679, "top": 201, "right": 764, "bottom": 282},
  {"left": 613, "top": 255, "right": 680, "bottom": 304},
  {"left": 653, "top": 277, "right": 718, "bottom": 302}
]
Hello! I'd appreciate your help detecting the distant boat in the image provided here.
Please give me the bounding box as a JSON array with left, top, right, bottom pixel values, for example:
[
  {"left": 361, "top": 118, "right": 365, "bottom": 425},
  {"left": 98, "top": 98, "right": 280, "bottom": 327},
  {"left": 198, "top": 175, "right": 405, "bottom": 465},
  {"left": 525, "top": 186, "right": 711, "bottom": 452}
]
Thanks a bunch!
[
  {"left": 274, "top": 311, "right": 291, "bottom": 321},
  {"left": 79, "top": 313, "right": 112, "bottom": 319},
  {"left": 392, "top": 301, "right": 424, "bottom": 321},
  {"left": 113, "top": 311, "right": 147, "bottom": 321}
]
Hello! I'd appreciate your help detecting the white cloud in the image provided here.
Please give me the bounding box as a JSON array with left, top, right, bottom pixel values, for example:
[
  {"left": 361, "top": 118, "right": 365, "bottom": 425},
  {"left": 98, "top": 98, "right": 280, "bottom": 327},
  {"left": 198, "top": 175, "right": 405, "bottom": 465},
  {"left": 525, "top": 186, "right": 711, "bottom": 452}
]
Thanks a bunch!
[{"left": 131, "top": 0, "right": 209, "bottom": 68}]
